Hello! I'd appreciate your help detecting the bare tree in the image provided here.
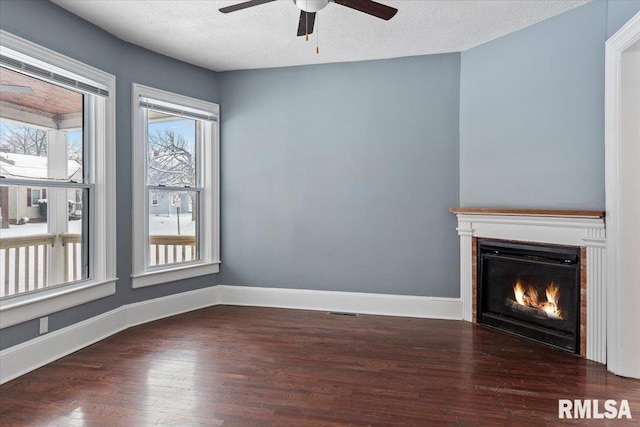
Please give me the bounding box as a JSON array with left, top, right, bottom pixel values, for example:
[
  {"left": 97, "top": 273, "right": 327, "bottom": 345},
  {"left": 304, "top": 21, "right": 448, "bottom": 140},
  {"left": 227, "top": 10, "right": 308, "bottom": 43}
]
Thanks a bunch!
[
  {"left": 67, "top": 134, "right": 83, "bottom": 164},
  {"left": 147, "top": 128, "right": 196, "bottom": 224},
  {"left": 0, "top": 123, "right": 47, "bottom": 156},
  {"left": 147, "top": 128, "right": 195, "bottom": 186}
]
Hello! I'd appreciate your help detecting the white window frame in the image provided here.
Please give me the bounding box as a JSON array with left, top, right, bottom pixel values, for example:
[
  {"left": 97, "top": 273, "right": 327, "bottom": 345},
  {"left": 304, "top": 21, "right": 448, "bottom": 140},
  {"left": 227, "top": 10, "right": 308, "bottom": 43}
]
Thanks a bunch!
[
  {"left": 131, "top": 83, "right": 220, "bottom": 288},
  {"left": 0, "top": 30, "right": 117, "bottom": 329}
]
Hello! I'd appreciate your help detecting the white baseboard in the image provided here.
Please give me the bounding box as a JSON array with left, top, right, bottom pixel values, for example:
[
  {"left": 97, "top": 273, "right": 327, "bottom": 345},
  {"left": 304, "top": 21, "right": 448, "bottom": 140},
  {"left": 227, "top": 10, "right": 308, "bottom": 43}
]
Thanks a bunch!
[
  {"left": 0, "top": 286, "right": 219, "bottom": 384},
  {"left": 218, "top": 285, "right": 462, "bottom": 320},
  {"left": 126, "top": 286, "right": 220, "bottom": 328},
  {"left": 0, "top": 285, "right": 460, "bottom": 384},
  {"left": 0, "top": 306, "right": 127, "bottom": 385}
]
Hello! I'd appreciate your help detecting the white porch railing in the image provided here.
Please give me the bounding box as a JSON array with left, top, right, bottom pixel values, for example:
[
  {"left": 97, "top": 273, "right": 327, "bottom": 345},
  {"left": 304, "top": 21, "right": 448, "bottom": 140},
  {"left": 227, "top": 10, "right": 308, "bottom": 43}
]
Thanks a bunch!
[
  {"left": 62, "top": 233, "right": 83, "bottom": 283},
  {"left": 149, "top": 235, "right": 196, "bottom": 266},
  {"left": 0, "top": 233, "right": 53, "bottom": 297},
  {"left": 0, "top": 234, "right": 196, "bottom": 298}
]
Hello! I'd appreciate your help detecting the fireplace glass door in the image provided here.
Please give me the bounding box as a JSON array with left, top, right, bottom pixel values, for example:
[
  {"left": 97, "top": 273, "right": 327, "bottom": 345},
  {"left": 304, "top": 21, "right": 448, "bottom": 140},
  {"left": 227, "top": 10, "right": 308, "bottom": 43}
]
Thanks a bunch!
[{"left": 477, "top": 240, "right": 580, "bottom": 353}]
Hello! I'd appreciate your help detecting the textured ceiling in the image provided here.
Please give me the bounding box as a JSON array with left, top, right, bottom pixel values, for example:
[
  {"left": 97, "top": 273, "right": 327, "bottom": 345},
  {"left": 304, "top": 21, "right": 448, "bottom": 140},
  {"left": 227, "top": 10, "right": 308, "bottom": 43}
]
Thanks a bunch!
[{"left": 52, "top": 0, "right": 590, "bottom": 72}]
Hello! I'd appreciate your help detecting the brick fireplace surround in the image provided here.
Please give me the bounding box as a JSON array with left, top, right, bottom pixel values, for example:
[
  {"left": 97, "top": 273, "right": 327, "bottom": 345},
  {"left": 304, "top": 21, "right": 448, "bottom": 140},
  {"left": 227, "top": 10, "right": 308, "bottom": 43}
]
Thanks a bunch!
[{"left": 451, "top": 208, "right": 606, "bottom": 364}]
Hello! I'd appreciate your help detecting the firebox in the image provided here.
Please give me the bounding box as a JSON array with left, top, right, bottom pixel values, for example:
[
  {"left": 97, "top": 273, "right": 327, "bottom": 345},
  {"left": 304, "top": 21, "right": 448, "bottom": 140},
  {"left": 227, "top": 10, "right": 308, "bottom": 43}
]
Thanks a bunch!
[{"left": 477, "top": 239, "right": 581, "bottom": 354}]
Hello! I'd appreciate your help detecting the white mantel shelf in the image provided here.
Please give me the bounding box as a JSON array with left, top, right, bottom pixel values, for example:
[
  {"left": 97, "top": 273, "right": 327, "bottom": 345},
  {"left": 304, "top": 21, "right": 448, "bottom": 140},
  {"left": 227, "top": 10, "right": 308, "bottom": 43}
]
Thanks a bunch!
[
  {"left": 451, "top": 208, "right": 607, "bottom": 364},
  {"left": 449, "top": 208, "right": 605, "bottom": 218}
]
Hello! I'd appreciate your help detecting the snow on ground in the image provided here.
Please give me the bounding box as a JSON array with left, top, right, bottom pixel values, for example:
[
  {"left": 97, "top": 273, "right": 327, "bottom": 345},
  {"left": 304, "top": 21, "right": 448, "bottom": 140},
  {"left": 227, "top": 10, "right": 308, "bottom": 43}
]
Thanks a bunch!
[
  {"left": 0, "top": 213, "right": 196, "bottom": 238},
  {"left": 0, "top": 219, "right": 80, "bottom": 237},
  {"left": 148, "top": 213, "right": 196, "bottom": 236}
]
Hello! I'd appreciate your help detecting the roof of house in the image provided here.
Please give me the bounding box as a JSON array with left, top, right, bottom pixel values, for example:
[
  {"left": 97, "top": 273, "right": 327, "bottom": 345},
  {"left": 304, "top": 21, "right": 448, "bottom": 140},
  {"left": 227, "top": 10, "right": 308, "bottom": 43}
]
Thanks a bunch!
[{"left": 0, "top": 152, "right": 82, "bottom": 180}]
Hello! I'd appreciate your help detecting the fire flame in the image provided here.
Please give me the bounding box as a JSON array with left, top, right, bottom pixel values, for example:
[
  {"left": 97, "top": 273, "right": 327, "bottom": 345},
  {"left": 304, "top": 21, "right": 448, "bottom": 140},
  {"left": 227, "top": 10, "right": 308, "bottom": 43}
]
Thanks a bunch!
[
  {"left": 512, "top": 280, "right": 563, "bottom": 319},
  {"left": 527, "top": 285, "right": 539, "bottom": 307},
  {"left": 514, "top": 280, "right": 525, "bottom": 305}
]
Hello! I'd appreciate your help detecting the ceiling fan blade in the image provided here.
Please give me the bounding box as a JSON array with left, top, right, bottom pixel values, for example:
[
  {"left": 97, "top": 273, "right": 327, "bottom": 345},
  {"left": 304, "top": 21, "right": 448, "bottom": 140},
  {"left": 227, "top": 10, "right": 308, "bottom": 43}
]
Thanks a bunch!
[
  {"left": 0, "top": 84, "right": 34, "bottom": 95},
  {"left": 297, "top": 11, "right": 316, "bottom": 37},
  {"left": 333, "top": 0, "right": 397, "bottom": 20},
  {"left": 219, "top": 0, "right": 278, "bottom": 13}
]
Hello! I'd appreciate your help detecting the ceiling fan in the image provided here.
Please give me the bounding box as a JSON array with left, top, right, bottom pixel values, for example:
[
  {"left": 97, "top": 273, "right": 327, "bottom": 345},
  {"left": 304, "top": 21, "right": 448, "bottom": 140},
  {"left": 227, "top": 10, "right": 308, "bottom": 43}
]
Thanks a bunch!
[{"left": 219, "top": 0, "right": 398, "bottom": 37}]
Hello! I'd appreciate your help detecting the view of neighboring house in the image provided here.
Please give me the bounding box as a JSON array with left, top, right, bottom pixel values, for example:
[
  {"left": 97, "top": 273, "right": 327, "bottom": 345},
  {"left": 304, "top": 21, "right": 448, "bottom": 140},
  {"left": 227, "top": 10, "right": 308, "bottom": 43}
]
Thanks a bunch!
[
  {"left": 149, "top": 191, "right": 192, "bottom": 216},
  {"left": 0, "top": 151, "right": 82, "bottom": 227}
]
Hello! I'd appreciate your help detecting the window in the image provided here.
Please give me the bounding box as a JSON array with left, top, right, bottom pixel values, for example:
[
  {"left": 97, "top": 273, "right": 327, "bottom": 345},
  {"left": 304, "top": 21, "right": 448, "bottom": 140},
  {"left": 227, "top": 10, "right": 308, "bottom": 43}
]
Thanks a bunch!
[
  {"left": 0, "top": 30, "right": 116, "bottom": 328},
  {"left": 27, "top": 189, "right": 46, "bottom": 207},
  {"left": 30, "top": 189, "right": 40, "bottom": 207},
  {"left": 131, "top": 84, "right": 219, "bottom": 288}
]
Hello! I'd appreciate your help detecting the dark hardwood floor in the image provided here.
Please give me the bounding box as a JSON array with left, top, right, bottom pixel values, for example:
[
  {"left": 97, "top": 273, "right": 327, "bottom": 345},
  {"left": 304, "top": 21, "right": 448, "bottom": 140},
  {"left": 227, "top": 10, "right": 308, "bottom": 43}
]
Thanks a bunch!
[{"left": 1, "top": 305, "right": 639, "bottom": 426}]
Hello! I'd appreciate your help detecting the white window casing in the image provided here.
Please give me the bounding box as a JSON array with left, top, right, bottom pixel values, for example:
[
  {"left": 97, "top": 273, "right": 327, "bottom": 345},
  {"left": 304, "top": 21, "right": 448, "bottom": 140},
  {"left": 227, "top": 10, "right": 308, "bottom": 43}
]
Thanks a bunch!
[
  {"left": 0, "top": 30, "right": 117, "bottom": 329},
  {"left": 131, "top": 83, "right": 220, "bottom": 288}
]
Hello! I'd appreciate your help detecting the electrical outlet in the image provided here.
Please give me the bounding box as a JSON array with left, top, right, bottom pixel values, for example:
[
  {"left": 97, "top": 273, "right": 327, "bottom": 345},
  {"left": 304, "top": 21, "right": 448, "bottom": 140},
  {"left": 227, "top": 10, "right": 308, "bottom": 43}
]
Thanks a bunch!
[{"left": 39, "top": 317, "right": 48, "bottom": 334}]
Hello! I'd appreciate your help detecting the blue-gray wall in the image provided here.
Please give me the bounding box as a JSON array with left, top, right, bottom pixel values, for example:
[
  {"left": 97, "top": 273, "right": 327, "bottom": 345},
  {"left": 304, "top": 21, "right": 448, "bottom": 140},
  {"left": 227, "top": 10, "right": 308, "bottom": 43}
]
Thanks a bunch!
[
  {"left": 217, "top": 55, "right": 461, "bottom": 297},
  {"left": 459, "top": 0, "right": 640, "bottom": 209},
  {"left": 607, "top": 0, "right": 640, "bottom": 38},
  {"left": 460, "top": 1, "right": 606, "bottom": 209},
  {"left": 0, "top": 0, "right": 220, "bottom": 350}
]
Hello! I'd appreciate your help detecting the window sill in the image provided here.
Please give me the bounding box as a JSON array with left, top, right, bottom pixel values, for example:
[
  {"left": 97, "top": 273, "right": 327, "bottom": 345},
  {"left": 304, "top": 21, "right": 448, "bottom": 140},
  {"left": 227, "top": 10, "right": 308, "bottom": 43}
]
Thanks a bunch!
[
  {"left": 0, "top": 278, "right": 117, "bottom": 329},
  {"left": 131, "top": 261, "right": 221, "bottom": 289}
]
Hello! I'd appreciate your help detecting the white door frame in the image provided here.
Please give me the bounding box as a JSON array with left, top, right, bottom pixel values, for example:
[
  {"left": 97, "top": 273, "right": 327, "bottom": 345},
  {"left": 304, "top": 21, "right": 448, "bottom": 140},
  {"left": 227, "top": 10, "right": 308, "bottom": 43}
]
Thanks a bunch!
[{"left": 605, "top": 11, "right": 640, "bottom": 377}]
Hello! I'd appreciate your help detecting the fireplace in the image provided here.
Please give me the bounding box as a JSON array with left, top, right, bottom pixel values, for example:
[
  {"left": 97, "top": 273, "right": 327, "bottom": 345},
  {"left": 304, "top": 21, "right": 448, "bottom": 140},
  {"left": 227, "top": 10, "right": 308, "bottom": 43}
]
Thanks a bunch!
[
  {"left": 477, "top": 239, "right": 581, "bottom": 354},
  {"left": 451, "top": 208, "right": 606, "bottom": 362}
]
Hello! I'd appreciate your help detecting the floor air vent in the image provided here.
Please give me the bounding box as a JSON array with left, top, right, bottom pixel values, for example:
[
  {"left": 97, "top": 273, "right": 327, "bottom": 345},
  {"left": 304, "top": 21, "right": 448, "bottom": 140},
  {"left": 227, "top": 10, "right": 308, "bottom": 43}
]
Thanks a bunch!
[{"left": 327, "top": 312, "right": 359, "bottom": 317}]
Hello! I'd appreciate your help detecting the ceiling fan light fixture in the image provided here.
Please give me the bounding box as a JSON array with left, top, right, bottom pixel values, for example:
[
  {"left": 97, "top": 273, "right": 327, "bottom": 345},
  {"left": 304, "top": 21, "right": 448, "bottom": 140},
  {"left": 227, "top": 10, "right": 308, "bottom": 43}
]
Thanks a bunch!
[
  {"left": 220, "top": 0, "right": 397, "bottom": 39},
  {"left": 293, "top": 0, "right": 330, "bottom": 13}
]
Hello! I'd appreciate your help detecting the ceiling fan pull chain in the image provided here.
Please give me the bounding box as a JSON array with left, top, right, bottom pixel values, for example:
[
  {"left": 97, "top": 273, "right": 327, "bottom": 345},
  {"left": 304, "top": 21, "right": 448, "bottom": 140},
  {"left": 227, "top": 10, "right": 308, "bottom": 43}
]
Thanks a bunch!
[
  {"left": 305, "top": 0, "right": 309, "bottom": 41},
  {"left": 316, "top": 15, "right": 319, "bottom": 54}
]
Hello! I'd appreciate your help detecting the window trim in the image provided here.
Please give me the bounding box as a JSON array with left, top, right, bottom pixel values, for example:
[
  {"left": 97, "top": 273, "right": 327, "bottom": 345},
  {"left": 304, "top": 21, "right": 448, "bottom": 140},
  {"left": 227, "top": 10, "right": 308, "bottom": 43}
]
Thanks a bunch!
[
  {"left": 131, "top": 83, "right": 220, "bottom": 288},
  {"left": 0, "top": 30, "right": 117, "bottom": 329}
]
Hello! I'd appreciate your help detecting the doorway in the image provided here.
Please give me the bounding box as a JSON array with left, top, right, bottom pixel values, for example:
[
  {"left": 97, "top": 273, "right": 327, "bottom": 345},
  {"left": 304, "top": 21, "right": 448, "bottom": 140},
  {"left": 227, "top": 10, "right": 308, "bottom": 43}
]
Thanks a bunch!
[{"left": 605, "top": 11, "right": 640, "bottom": 379}]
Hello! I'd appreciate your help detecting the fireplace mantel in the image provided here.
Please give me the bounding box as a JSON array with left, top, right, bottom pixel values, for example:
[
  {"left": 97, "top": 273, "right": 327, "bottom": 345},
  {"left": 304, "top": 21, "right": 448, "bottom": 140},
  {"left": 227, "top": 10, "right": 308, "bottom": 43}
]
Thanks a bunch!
[
  {"left": 451, "top": 208, "right": 606, "bottom": 363},
  {"left": 449, "top": 208, "right": 605, "bottom": 218}
]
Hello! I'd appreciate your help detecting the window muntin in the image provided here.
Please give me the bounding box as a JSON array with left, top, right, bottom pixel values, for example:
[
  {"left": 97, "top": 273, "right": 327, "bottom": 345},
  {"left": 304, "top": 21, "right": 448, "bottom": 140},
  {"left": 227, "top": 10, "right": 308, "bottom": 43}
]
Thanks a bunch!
[{"left": 132, "top": 84, "right": 219, "bottom": 287}]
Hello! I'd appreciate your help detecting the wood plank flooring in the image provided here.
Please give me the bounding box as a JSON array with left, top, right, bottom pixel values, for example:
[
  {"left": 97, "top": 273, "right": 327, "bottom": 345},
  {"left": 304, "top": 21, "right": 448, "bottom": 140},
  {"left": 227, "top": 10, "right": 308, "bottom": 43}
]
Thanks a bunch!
[{"left": 1, "top": 305, "right": 639, "bottom": 426}]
